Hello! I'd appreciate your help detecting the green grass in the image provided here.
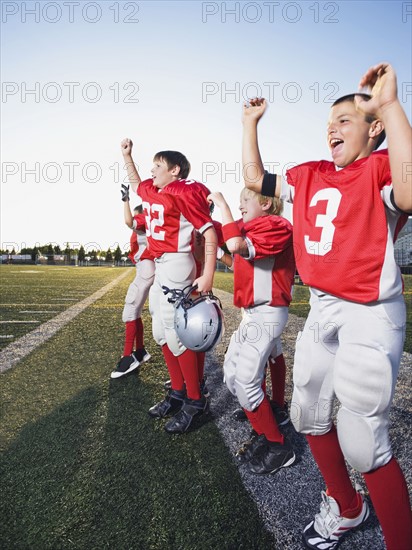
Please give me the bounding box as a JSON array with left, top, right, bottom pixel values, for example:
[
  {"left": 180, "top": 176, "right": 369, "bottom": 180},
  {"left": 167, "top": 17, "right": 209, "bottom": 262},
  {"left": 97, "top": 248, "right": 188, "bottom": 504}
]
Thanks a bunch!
[
  {"left": 1, "top": 267, "right": 275, "bottom": 550},
  {"left": 213, "top": 271, "right": 412, "bottom": 354},
  {"left": 0, "top": 265, "right": 128, "bottom": 350}
]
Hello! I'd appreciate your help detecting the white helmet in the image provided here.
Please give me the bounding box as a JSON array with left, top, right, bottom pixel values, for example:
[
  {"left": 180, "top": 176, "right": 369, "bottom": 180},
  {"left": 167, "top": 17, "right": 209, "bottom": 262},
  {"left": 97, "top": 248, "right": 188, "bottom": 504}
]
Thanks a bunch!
[{"left": 163, "top": 285, "right": 224, "bottom": 352}]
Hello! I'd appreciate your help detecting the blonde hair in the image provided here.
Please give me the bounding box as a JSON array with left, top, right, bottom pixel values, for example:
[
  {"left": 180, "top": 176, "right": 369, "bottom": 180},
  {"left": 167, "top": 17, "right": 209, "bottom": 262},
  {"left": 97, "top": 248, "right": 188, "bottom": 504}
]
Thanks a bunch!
[{"left": 241, "top": 187, "right": 283, "bottom": 216}]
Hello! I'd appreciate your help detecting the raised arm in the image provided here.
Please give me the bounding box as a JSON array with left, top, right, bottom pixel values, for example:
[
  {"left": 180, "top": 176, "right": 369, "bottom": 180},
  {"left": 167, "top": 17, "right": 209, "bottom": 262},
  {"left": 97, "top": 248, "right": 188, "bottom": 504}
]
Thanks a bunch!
[
  {"left": 357, "top": 63, "right": 412, "bottom": 213},
  {"left": 120, "top": 184, "right": 134, "bottom": 228},
  {"left": 208, "top": 192, "right": 248, "bottom": 256},
  {"left": 121, "top": 138, "right": 142, "bottom": 193},
  {"left": 194, "top": 226, "right": 217, "bottom": 293},
  {"left": 242, "top": 98, "right": 281, "bottom": 198}
]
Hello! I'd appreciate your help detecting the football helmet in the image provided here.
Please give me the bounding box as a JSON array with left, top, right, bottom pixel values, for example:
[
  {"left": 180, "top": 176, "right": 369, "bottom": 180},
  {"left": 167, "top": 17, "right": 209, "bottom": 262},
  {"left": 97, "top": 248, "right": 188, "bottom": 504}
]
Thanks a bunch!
[{"left": 163, "top": 285, "right": 224, "bottom": 352}]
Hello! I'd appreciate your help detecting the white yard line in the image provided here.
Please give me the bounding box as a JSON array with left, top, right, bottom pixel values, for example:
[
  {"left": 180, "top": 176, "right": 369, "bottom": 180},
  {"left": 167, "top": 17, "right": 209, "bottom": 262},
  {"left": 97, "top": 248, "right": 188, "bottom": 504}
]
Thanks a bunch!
[
  {"left": 19, "top": 311, "right": 59, "bottom": 314},
  {"left": 0, "top": 271, "right": 130, "bottom": 374}
]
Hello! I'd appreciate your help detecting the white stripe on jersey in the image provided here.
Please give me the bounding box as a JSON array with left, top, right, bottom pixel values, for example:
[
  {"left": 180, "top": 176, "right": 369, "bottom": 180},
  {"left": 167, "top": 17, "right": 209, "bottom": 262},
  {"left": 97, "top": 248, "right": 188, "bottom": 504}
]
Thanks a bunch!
[
  {"left": 177, "top": 213, "right": 194, "bottom": 253},
  {"left": 379, "top": 205, "right": 404, "bottom": 300},
  {"left": 253, "top": 256, "right": 276, "bottom": 305}
]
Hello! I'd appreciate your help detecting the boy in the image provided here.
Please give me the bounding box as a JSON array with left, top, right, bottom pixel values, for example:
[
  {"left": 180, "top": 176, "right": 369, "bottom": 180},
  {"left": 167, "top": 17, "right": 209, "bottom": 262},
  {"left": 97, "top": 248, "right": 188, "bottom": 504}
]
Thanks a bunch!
[
  {"left": 110, "top": 195, "right": 155, "bottom": 379},
  {"left": 242, "top": 63, "right": 411, "bottom": 549},
  {"left": 121, "top": 139, "right": 217, "bottom": 434},
  {"left": 208, "top": 187, "right": 296, "bottom": 475}
]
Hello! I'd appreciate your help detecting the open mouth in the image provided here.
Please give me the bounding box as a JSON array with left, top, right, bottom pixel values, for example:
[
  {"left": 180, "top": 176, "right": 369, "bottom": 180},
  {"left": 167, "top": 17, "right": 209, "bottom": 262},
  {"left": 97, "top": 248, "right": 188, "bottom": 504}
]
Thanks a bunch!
[
  {"left": 330, "top": 138, "right": 344, "bottom": 149},
  {"left": 330, "top": 138, "right": 344, "bottom": 160}
]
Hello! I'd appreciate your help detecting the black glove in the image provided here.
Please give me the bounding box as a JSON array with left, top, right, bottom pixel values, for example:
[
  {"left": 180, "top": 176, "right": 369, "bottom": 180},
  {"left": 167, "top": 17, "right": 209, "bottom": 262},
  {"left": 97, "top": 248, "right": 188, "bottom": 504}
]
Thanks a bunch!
[{"left": 121, "top": 184, "right": 130, "bottom": 202}]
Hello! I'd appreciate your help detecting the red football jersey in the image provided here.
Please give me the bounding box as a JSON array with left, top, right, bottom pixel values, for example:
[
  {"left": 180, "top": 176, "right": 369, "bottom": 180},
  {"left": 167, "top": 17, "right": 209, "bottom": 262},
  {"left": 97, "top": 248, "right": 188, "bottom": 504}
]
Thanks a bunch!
[
  {"left": 285, "top": 149, "right": 408, "bottom": 302},
  {"left": 137, "top": 178, "right": 213, "bottom": 258},
  {"left": 231, "top": 215, "right": 295, "bottom": 308},
  {"left": 129, "top": 213, "right": 154, "bottom": 263}
]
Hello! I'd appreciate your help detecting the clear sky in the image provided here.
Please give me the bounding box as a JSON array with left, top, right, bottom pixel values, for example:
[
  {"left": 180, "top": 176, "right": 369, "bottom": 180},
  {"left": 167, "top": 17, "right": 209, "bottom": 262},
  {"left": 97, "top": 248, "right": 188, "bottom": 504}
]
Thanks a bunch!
[{"left": 1, "top": 0, "right": 411, "bottom": 254}]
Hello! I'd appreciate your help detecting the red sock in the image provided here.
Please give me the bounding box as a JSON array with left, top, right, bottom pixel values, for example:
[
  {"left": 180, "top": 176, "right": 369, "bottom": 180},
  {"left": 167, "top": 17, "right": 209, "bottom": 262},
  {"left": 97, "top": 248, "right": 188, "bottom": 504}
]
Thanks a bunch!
[
  {"left": 162, "top": 344, "right": 184, "bottom": 391},
  {"left": 123, "top": 321, "right": 137, "bottom": 356},
  {"left": 270, "top": 354, "right": 286, "bottom": 407},
  {"left": 363, "top": 458, "right": 412, "bottom": 550},
  {"left": 197, "top": 352, "right": 205, "bottom": 382},
  {"left": 178, "top": 349, "right": 201, "bottom": 400},
  {"left": 134, "top": 317, "right": 144, "bottom": 350},
  {"left": 306, "top": 425, "right": 358, "bottom": 515},
  {"left": 244, "top": 397, "right": 283, "bottom": 443}
]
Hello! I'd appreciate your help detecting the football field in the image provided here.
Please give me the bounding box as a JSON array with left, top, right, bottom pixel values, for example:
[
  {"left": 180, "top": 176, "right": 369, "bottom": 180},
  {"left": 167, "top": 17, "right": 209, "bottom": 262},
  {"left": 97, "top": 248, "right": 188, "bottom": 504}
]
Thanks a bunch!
[{"left": 0, "top": 265, "right": 410, "bottom": 549}]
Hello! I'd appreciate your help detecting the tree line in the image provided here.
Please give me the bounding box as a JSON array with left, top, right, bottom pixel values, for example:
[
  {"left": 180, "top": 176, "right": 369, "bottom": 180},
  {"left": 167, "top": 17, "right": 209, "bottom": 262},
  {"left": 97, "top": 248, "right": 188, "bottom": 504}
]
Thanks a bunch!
[{"left": 0, "top": 243, "right": 125, "bottom": 263}]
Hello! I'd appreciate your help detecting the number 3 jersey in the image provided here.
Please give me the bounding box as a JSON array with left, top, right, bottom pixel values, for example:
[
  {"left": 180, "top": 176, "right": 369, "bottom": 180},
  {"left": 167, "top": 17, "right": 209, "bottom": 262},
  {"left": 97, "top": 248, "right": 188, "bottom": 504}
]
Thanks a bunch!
[
  {"left": 283, "top": 149, "right": 408, "bottom": 303},
  {"left": 136, "top": 178, "right": 213, "bottom": 258}
]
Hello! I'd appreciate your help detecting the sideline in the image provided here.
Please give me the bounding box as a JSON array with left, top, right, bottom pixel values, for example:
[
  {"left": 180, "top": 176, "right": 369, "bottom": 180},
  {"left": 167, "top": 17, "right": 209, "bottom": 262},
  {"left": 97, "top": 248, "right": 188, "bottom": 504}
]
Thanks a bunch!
[{"left": 0, "top": 270, "right": 131, "bottom": 374}]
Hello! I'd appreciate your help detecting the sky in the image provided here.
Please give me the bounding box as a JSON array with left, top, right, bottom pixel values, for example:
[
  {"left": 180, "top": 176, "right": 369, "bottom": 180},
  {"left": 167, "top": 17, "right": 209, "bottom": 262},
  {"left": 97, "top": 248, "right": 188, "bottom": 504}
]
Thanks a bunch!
[{"left": 1, "top": 0, "right": 411, "bottom": 254}]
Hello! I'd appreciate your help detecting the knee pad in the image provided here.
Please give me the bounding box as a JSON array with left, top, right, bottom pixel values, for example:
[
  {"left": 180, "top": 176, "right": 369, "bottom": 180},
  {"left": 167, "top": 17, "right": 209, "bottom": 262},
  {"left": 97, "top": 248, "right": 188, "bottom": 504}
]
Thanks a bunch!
[
  {"left": 223, "top": 358, "right": 237, "bottom": 398},
  {"left": 290, "top": 384, "right": 334, "bottom": 435},
  {"left": 337, "top": 408, "right": 392, "bottom": 472},
  {"left": 165, "top": 327, "right": 186, "bottom": 357},
  {"left": 152, "top": 319, "right": 166, "bottom": 347},
  {"left": 233, "top": 344, "right": 265, "bottom": 411}
]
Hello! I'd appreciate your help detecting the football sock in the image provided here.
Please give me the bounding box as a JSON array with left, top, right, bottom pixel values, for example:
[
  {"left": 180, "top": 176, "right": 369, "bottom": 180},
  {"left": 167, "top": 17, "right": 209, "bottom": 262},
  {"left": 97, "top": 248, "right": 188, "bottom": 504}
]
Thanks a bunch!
[
  {"left": 123, "top": 321, "right": 137, "bottom": 356},
  {"left": 178, "top": 349, "right": 202, "bottom": 400},
  {"left": 270, "top": 354, "right": 286, "bottom": 407},
  {"left": 197, "top": 352, "right": 205, "bottom": 382},
  {"left": 363, "top": 457, "right": 412, "bottom": 549},
  {"left": 134, "top": 317, "right": 144, "bottom": 350},
  {"left": 245, "top": 397, "right": 283, "bottom": 443},
  {"left": 306, "top": 425, "right": 358, "bottom": 514},
  {"left": 162, "top": 345, "right": 184, "bottom": 391}
]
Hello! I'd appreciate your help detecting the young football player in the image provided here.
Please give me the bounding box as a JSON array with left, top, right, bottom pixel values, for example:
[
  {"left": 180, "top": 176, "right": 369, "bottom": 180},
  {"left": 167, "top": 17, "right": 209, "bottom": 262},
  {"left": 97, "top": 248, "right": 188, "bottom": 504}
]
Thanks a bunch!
[
  {"left": 121, "top": 140, "right": 217, "bottom": 434},
  {"left": 111, "top": 194, "right": 155, "bottom": 379},
  {"left": 242, "top": 63, "right": 412, "bottom": 549},
  {"left": 208, "top": 187, "right": 296, "bottom": 475}
]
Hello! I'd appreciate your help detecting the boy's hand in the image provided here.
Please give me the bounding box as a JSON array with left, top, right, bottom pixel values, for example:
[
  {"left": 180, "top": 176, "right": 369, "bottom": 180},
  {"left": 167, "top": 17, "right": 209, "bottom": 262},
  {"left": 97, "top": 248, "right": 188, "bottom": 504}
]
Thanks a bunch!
[
  {"left": 193, "top": 273, "right": 213, "bottom": 293},
  {"left": 356, "top": 62, "right": 398, "bottom": 116},
  {"left": 121, "top": 138, "right": 133, "bottom": 157},
  {"left": 242, "top": 97, "right": 267, "bottom": 124},
  {"left": 208, "top": 192, "right": 227, "bottom": 210},
  {"left": 121, "top": 184, "right": 130, "bottom": 202}
]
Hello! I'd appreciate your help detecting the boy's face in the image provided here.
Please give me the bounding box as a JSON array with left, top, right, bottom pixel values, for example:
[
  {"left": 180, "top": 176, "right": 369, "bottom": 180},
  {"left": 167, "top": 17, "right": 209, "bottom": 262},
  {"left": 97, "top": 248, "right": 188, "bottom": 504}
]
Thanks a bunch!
[
  {"left": 327, "top": 101, "right": 375, "bottom": 167},
  {"left": 151, "top": 159, "right": 179, "bottom": 189},
  {"left": 239, "top": 191, "right": 266, "bottom": 223}
]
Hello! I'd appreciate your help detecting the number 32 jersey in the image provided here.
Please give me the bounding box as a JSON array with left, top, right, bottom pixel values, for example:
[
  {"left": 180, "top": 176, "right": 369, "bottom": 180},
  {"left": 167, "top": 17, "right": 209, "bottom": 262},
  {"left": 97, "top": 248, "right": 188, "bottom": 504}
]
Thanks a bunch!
[
  {"left": 283, "top": 150, "right": 408, "bottom": 303},
  {"left": 137, "top": 178, "right": 213, "bottom": 258}
]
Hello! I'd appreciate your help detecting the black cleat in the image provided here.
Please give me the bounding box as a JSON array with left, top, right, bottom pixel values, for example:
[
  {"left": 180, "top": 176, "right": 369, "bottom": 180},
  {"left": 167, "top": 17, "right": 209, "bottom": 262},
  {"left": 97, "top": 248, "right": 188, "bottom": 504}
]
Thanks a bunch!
[
  {"left": 164, "top": 396, "right": 209, "bottom": 434},
  {"left": 110, "top": 355, "right": 140, "bottom": 379},
  {"left": 148, "top": 389, "right": 185, "bottom": 418},
  {"left": 246, "top": 438, "right": 295, "bottom": 475},
  {"left": 232, "top": 407, "right": 247, "bottom": 421},
  {"left": 133, "top": 348, "right": 151, "bottom": 364}
]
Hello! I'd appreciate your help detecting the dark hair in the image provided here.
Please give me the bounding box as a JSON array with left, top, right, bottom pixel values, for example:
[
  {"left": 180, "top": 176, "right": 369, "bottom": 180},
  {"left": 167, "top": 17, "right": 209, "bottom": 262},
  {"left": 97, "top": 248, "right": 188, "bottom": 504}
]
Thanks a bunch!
[
  {"left": 153, "top": 150, "right": 191, "bottom": 179},
  {"left": 332, "top": 93, "right": 386, "bottom": 149},
  {"left": 133, "top": 205, "right": 143, "bottom": 214}
]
